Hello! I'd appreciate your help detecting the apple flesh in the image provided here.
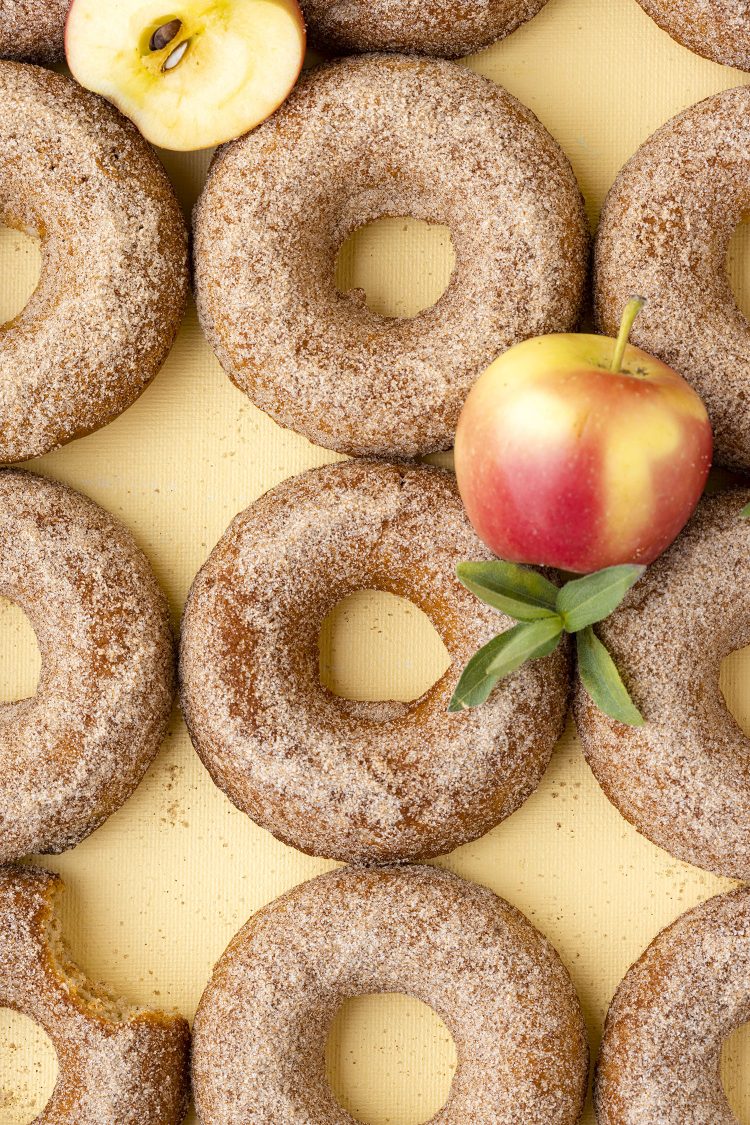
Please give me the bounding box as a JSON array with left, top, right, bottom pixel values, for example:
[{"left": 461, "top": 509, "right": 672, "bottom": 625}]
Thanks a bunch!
[
  {"left": 454, "top": 314, "right": 713, "bottom": 575},
  {"left": 65, "top": 0, "right": 306, "bottom": 151}
]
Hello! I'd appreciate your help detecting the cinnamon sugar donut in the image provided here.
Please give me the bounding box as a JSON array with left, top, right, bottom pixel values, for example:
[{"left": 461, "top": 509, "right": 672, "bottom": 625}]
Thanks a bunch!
[
  {"left": 596, "top": 87, "right": 750, "bottom": 471},
  {"left": 0, "top": 1, "right": 68, "bottom": 63},
  {"left": 193, "top": 54, "right": 588, "bottom": 458},
  {"left": 192, "top": 865, "right": 589, "bottom": 1125},
  {"left": 574, "top": 490, "right": 750, "bottom": 880},
  {"left": 634, "top": 1, "right": 750, "bottom": 71},
  {"left": 0, "top": 469, "right": 175, "bottom": 861},
  {"left": 0, "top": 864, "right": 190, "bottom": 1123},
  {"left": 179, "top": 460, "right": 571, "bottom": 864},
  {"left": 0, "top": 62, "right": 188, "bottom": 463},
  {"left": 596, "top": 886, "right": 750, "bottom": 1124},
  {"left": 301, "top": 0, "right": 551, "bottom": 57}
]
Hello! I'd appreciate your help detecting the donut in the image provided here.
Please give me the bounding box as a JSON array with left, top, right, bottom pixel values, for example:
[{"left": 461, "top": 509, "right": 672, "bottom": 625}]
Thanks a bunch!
[
  {"left": 192, "top": 865, "right": 589, "bottom": 1124},
  {"left": 0, "top": 468, "right": 175, "bottom": 862},
  {"left": 193, "top": 54, "right": 588, "bottom": 458},
  {"left": 0, "top": 0, "right": 68, "bottom": 63},
  {"left": 0, "top": 864, "right": 190, "bottom": 1123},
  {"left": 595, "top": 86, "right": 750, "bottom": 471},
  {"left": 634, "top": 1, "right": 750, "bottom": 71},
  {"left": 596, "top": 886, "right": 750, "bottom": 1124},
  {"left": 179, "top": 459, "right": 571, "bottom": 864},
  {"left": 574, "top": 489, "right": 750, "bottom": 881},
  {"left": 0, "top": 62, "right": 188, "bottom": 463},
  {"left": 300, "top": 0, "right": 551, "bottom": 57}
]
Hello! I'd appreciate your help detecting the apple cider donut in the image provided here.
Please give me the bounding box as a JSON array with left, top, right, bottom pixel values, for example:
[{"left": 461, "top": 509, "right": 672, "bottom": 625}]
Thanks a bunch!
[
  {"left": 596, "top": 86, "right": 750, "bottom": 470},
  {"left": 634, "top": 1, "right": 750, "bottom": 71},
  {"left": 0, "top": 62, "right": 188, "bottom": 463},
  {"left": 0, "top": 864, "right": 190, "bottom": 1123},
  {"left": 0, "top": 469, "right": 175, "bottom": 861},
  {"left": 301, "top": 0, "right": 551, "bottom": 57},
  {"left": 193, "top": 865, "right": 589, "bottom": 1125},
  {"left": 179, "top": 459, "right": 571, "bottom": 864},
  {"left": 0, "top": 0, "right": 68, "bottom": 63},
  {"left": 596, "top": 886, "right": 750, "bottom": 1124},
  {"left": 193, "top": 54, "right": 588, "bottom": 458},
  {"left": 574, "top": 490, "right": 750, "bottom": 881}
]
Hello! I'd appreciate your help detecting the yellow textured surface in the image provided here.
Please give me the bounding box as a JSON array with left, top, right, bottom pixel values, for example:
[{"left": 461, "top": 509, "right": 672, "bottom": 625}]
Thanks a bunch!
[{"left": 3, "top": 0, "right": 750, "bottom": 1120}]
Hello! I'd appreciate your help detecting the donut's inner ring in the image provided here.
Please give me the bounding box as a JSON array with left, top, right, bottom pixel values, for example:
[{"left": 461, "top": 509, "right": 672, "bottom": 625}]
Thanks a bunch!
[
  {"left": 0, "top": 1006, "right": 58, "bottom": 1120},
  {"left": 0, "top": 594, "right": 41, "bottom": 703},
  {"left": 0, "top": 215, "right": 42, "bottom": 328}
]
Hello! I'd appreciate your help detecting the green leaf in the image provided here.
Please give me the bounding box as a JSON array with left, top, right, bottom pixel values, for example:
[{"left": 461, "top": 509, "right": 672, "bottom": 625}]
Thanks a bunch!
[
  {"left": 456, "top": 560, "right": 560, "bottom": 622},
  {"left": 449, "top": 617, "right": 563, "bottom": 712},
  {"left": 741, "top": 503, "right": 750, "bottom": 519},
  {"left": 576, "top": 626, "right": 644, "bottom": 727},
  {"left": 556, "top": 565, "right": 645, "bottom": 633}
]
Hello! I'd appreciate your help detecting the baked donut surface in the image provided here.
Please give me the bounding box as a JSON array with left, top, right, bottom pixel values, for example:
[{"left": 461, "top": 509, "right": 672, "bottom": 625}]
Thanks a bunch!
[
  {"left": 0, "top": 469, "right": 175, "bottom": 862},
  {"left": 596, "top": 886, "right": 750, "bottom": 1124},
  {"left": 192, "top": 865, "right": 588, "bottom": 1125},
  {"left": 574, "top": 490, "right": 750, "bottom": 880},
  {"left": 0, "top": 62, "right": 188, "bottom": 463},
  {"left": 0, "top": 864, "right": 190, "bottom": 1124},
  {"left": 194, "top": 54, "right": 588, "bottom": 458},
  {"left": 301, "top": 0, "right": 550, "bottom": 57},
  {"left": 179, "top": 460, "right": 571, "bottom": 864},
  {"left": 596, "top": 86, "right": 750, "bottom": 470},
  {"left": 0, "top": 0, "right": 68, "bottom": 63},
  {"left": 634, "top": 0, "right": 750, "bottom": 71}
]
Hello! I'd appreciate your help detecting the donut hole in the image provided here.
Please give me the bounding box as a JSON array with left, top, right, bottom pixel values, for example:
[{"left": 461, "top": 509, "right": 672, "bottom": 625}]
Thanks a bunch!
[
  {"left": 0, "top": 225, "right": 42, "bottom": 327},
  {"left": 325, "top": 993, "right": 457, "bottom": 1124},
  {"left": 721, "top": 1022, "right": 750, "bottom": 1121},
  {"left": 335, "top": 217, "right": 456, "bottom": 319},
  {"left": 719, "top": 645, "right": 750, "bottom": 735},
  {"left": 0, "top": 599, "right": 42, "bottom": 704},
  {"left": 0, "top": 1009, "right": 58, "bottom": 1124},
  {"left": 319, "top": 590, "right": 450, "bottom": 703}
]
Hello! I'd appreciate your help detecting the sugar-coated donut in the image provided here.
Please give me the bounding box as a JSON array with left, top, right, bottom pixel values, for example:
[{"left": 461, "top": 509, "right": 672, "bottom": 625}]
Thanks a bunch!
[
  {"left": 596, "top": 886, "right": 750, "bottom": 1124},
  {"left": 194, "top": 54, "right": 588, "bottom": 458},
  {"left": 596, "top": 87, "right": 750, "bottom": 471},
  {"left": 634, "top": 0, "right": 750, "bottom": 71},
  {"left": 301, "top": 0, "right": 551, "bottom": 57},
  {"left": 0, "top": 0, "right": 68, "bottom": 63},
  {"left": 0, "top": 469, "right": 175, "bottom": 861},
  {"left": 0, "top": 864, "right": 190, "bottom": 1123},
  {"left": 0, "top": 63, "right": 188, "bottom": 463},
  {"left": 180, "top": 460, "right": 570, "bottom": 864},
  {"left": 574, "top": 490, "right": 750, "bottom": 880},
  {"left": 193, "top": 865, "right": 589, "bottom": 1124}
]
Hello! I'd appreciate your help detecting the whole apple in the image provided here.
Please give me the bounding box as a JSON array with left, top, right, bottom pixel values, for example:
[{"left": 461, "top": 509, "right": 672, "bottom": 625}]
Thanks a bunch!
[{"left": 454, "top": 299, "right": 713, "bottom": 574}]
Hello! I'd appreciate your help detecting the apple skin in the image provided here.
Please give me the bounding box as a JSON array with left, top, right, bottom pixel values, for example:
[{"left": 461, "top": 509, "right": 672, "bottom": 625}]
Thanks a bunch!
[{"left": 454, "top": 333, "right": 713, "bottom": 575}]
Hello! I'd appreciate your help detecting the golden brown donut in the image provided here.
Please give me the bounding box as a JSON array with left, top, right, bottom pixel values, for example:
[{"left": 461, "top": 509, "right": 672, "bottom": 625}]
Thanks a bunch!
[
  {"left": 596, "top": 886, "right": 750, "bottom": 1124},
  {"left": 634, "top": 0, "right": 750, "bottom": 71},
  {"left": 0, "top": 62, "right": 188, "bottom": 463},
  {"left": 301, "top": 0, "right": 551, "bottom": 57},
  {"left": 193, "top": 54, "right": 588, "bottom": 458},
  {"left": 192, "top": 865, "right": 589, "bottom": 1124},
  {"left": 0, "top": 469, "right": 175, "bottom": 862},
  {"left": 0, "top": 0, "right": 68, "bottom": 63},
  {"left": 179, "top": 459, "right": 571, "bottom": 864},
  {"left": 0, "top": 864, "right": 190, "bottom": 1124}
]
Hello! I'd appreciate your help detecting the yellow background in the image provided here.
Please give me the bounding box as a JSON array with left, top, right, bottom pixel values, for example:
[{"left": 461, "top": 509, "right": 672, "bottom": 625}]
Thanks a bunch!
[{"left": 3, "top": 0, "right": 750, "bottom": 1120}]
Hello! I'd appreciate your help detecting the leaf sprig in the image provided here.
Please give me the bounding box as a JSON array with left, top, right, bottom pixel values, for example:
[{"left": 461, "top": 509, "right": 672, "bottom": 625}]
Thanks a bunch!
[{"left": 449, "top": 560, "right": 645, "bottom": 726}]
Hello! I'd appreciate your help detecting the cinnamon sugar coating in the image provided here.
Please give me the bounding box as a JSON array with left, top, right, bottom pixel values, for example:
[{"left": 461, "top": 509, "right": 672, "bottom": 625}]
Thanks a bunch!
[
  {"left": 301, "top": 0, "right": 551, "bottom": 57},
  {"left": 0, "top": 865, "right": 190, "bottom": 1124},
  {"left": 596, "top": 86, "right": 750, "bottom": 470},
  {"left": 193, "top": 865, "right": 588, "bottom": 1124},
  {"left": 194, "top": 54, "right": 588, "bottom": 458},
  {"left": 574, "top": 490, "right": 750, "bottom": 880},
  {"left": 635, "top": 0, "right": 750, "bottom": 70},
  {"left": 0, "top": 0, "right": 68, "bottom": 63},
  {"left": 179, "top": 460, "right": 571, "bottom": 864},
  {"left": 0, "top": 469, "right": 175, "bottom": 861},
  {"left": 0, "top": 63, "right": 188, "bottom": 463},
  {"left": 596, "top": 887, "right": 750, "bottom": 1124}
]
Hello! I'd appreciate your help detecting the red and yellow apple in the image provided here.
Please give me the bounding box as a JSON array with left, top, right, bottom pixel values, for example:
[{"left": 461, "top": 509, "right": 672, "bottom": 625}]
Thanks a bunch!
[
  {"left": 454, "top": 300, "right": 713, "bottom": 574},
  {"left": 65, "top": 0, "right": 306, "bottom": 151}
]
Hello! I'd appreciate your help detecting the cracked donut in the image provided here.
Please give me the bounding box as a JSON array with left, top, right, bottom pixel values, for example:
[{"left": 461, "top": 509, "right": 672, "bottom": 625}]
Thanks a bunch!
[
  {"left": 0, "top": 62, "right": 188, "bottom": 463},
  {"left": 634, "top": 1, "right": 750, "bottom": 71},
  {"left": 596, "top": 87, "right": 750, "bottom": 470},
  {"left": 0, "top": 468, "right": 175, "bottom": 862},
  {"left": 193, "top": 54, "right": 588, "bottom": 458},
  {"left": 0, "top": 864, "right": 190, "bottom": 1123},
  {"left": 574, "top": 490, "right": 750, "bottom": 880},
  {"left": 179, "top": 459, "right": 571, "bottom": 864},
  {"left": 0, "top": 0, "right": 68, "bottom": 63},
  {"left": 596, "top": 886, "right": 750, "bottom": 1124},
  {"left": 300, "top": 0, "right": 552, "bottom": 57},
  {"left": 192, "top": 865, "right": 589, "bottom": 1124}
]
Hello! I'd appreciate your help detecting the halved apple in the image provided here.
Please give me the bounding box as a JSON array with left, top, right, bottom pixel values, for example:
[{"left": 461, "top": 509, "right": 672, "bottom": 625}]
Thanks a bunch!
[{"left": 65, "top": 0, "right": 306, "bottom": 151}]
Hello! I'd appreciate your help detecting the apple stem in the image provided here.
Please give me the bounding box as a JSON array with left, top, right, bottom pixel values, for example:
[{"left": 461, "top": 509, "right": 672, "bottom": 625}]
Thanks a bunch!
[{"left": 610, "top": 296, "right": 645, "bottom": 374}]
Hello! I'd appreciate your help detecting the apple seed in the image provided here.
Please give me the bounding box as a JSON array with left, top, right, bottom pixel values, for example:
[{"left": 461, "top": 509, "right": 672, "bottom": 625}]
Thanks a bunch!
[
  {"left": 149, "top": 18, "right": 182, "bottom": 51},
  {"left": 162, "top": 39, "right": 190, "bottom": 71}
]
